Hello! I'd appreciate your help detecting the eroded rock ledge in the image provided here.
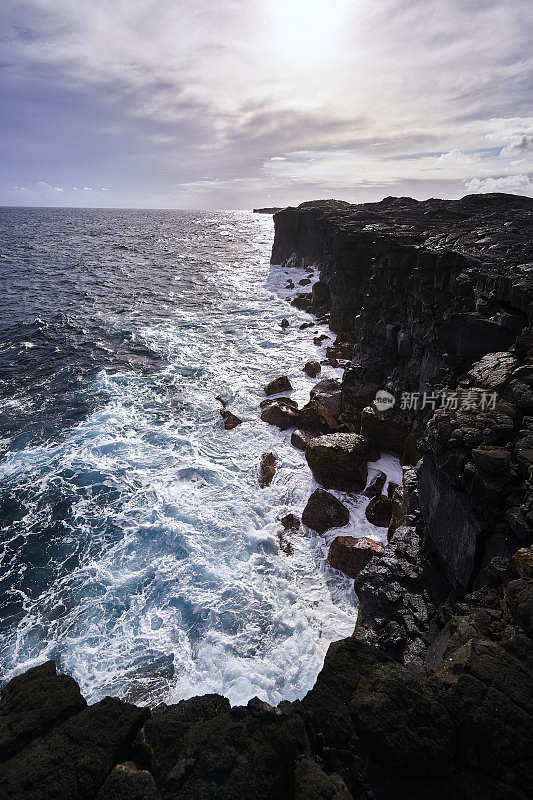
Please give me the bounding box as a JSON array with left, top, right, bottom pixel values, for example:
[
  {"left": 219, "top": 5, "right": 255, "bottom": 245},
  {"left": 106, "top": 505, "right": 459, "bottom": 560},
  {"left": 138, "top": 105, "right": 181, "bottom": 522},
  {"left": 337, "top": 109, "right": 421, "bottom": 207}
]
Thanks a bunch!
[{"left": 2, "top": 194, "right": 533, "bottom": 799}]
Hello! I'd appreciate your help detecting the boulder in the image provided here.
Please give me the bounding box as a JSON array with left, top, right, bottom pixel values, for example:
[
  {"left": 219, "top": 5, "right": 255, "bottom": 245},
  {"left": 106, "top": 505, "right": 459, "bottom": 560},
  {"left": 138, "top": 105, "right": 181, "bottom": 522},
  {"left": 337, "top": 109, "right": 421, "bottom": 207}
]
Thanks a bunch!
[
  {"left": 328, "top": 536, "right": 384, "bottom": 578},
  {"left": 468, "top": 351, "right": 518, "bottom": 390},
  {"left": 264, "top": 375, "right": 292, "bottom": 396},
  {"left": 299, "top": 379, "right": 343, "bottom": 432},
  {"left": 291, "top": 429, "right": 313, "bottom": 451},
  {"left": 259, "top": 452, "right": 276, "bottom": 488},
  {"left": 305, "top": 433, "right": 369, "bottom": 491},
  {"left": 299, "top": 277, "right": 312, "bottom": 286},
  {"left": 365, "top": 495, "right": 393, "bottom": 528},
  {"left": 364, "top": 470, "right": 387, "bottom": 498},
  {"left": 303, "top": 361, "right": 321, "bottom": 378},
  {"left": 280, "top": 513, "right": 301, "bottom": 531},
  {"left": 221, "top": 409, "right": 242, "bottom": 430},
  {"left": 302, "top": 488, "right": 349, "bottom": 534},
  {"left": 260, "top": 398, "right": 300, "bottom": 430},
  {"left": 280, "top": 318, "right": 289, "bottom": 329},
  {"left": 291, "top": 292, "right": 313, "bottom": 312}
]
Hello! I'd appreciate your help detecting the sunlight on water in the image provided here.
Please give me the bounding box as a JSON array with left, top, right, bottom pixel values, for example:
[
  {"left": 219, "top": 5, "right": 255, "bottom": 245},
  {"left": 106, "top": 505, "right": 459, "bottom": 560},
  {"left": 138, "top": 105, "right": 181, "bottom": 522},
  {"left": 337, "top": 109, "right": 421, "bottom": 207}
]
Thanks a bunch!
[{"left": 0, "top": 209, "right": 400, "bottom": 706}]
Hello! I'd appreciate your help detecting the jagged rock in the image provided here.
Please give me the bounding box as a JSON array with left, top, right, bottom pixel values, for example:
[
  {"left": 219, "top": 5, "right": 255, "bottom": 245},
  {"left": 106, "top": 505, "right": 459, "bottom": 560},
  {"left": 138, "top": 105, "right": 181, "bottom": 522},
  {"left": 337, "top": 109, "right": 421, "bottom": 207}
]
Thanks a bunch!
[
  {"left": 260, "top": 397, "right": 300, "bottom": 429},
  {"left": 328, "top": 536, "right": 384, "bottom": 578},
  {"left": 259, "top": 452, "right": 276, "bottom": 488},
  {"left": 302, "top": 488, "right": 349, "bottom": 534},
  {"left": 387, "top": 481, "right": 399, "bottom": 499},
  {"left": 264, "top": 375, "right": 292, "bottom": 395},
  {"left": 292, "top": 292, "right": 313, "bottom": 312},
  {"left": 277, "top": 531, "right": 294, "bottom": 556},
  {"left": 303, "top": 360, "right": 321, "bottom": 378},
  {"left": 280, "top": 513, "right": 301, "bottom": 531},
  {"left": 291, "top": 429, "right": 314, "bottom": 451},
  {"left": 0, "top": 661, "right": 86, "bottom": 761},
  {"left": 305, "top": 433, "right": 369, "bottom": 491},
  {"left": 363, "top": 470, "right": 387, "bottom": 498},
  {"left": 280, "top": 318, "right": 290, "bottom": 329},
  {"left": 388, "top": 467, "right": 419, "bottom": 538},
  {"left": 156, "top": 703, "right": 309, "bottom": 799},
  {"left": 216, "top": 397, "right": 243, "bottom": 430},
  {"left": 0, "top": 693, "right": 149, "bottom": 800},
  {"left": 365, "top": 495, "right": 392, "bottom": 528},
  {"left": 132, "top": 697, "right": 229, "bottom": 791},
  {"left": 468, "top": 351, "right": 518, "bottom": 389},
  {"left": 299, "top": 379, "right": 342, "bottom": 433},
  {"left": 300, "top": 321, "right": 314, "bottom": 330},
  {"left": 221, "top": 409, "right": 242, "bottom": 429},
  {"left": 96, "top": 762, "right": 162, "bottom": 800}
]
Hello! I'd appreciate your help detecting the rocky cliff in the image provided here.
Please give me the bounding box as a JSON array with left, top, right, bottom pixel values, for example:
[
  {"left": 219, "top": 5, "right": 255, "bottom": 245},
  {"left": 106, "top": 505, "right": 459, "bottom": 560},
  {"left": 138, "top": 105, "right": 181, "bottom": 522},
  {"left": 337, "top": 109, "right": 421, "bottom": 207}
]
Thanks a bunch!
[{"left": 2, "top": 194, "right": 532, "bottom": 800}]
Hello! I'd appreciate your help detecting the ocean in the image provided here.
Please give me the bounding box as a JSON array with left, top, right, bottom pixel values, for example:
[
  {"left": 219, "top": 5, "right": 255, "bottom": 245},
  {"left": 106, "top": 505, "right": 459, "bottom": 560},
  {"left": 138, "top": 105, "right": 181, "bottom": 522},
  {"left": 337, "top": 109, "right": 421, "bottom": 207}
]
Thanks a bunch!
[{"left": 0, "top": 207, "right": 399, "bottom": 707}]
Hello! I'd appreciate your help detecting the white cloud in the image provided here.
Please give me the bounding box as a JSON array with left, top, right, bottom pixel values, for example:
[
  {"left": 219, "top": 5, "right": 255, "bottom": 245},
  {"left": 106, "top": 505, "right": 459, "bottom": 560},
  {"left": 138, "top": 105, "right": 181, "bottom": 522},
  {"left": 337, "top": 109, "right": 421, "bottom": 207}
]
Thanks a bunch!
[
  {"left": 36, "top": 180, "right": 63, "bottom": 192},
  {"left": 464, "top": 174, "right": 531, "bottom": 194},
  {"left": 2, "top": 0, "right": 533, "bottom": 206}
]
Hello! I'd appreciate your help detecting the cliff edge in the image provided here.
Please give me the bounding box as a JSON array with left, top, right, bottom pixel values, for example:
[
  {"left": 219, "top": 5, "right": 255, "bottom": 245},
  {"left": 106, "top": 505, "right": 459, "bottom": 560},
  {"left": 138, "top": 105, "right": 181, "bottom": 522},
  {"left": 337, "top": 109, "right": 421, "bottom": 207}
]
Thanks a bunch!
[{"left": 1, "top": 194, "right": 532, "bottom": 800}]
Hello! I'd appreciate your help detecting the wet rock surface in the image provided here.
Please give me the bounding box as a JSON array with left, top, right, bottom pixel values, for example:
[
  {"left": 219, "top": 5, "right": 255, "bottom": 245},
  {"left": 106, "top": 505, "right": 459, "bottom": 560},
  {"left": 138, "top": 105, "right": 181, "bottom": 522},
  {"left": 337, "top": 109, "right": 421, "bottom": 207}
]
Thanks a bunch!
[
  {"left": 328, "top": 536, "right": 384, "bottom": 578},
  {"left": 264, "top": 375, "right": 293, "bottom": 395},
  {"left": 6, "top": 193, "right": 533, "bottom": 800},
  {"left": 305, "top": 433, "right": 369, "bottom": 491},
  {"left": 259, "top": 452, "right": 276, "bottom": 487},
  {"left": 301, "top": 488, "right": 349, "bottom": 534},
  {"left": 260, "top": 397, "right": 300, "bottom": 429},
  {"left": 364, "top": 494, "right": 392, "bottom": 527}
]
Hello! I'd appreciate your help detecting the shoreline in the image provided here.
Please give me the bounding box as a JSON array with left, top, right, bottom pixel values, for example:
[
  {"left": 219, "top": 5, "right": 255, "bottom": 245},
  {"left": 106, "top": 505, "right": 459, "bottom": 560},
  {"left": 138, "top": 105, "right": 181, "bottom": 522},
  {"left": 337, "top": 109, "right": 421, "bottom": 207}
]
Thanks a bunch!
[{"left": 2, "top": 193, "right": 532, "bottom": 800}]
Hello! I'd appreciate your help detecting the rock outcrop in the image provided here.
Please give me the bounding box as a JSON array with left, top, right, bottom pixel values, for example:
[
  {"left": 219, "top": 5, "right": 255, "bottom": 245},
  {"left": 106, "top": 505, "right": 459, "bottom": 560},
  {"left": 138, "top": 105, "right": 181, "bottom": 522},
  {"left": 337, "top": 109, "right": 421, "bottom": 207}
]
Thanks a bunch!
[
  {"left": 305, "top": 433, "right": 369, "bottom": 491},
  {"left": 328, "top": 536, "right": 384, "bottom": 578},
  {"left": 301, "top": 488, "right": 349, "bottom": 534},
  {"left": 5, "top": 193, "right": 533, "bottom": 800}
]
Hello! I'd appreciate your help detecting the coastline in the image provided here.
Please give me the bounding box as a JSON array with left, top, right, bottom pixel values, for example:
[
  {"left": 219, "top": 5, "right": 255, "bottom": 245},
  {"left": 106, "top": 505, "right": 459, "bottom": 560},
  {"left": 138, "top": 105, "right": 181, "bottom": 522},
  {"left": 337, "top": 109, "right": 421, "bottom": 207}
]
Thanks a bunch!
[{"left": 1, "top": 194, "right": 532, "bottom": 799}]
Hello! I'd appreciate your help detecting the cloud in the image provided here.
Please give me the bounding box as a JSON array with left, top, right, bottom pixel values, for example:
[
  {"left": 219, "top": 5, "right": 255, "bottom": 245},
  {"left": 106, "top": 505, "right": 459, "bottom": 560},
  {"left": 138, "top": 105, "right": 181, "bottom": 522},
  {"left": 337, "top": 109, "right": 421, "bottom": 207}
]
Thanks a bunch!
[
  {"left": 36, "top": 180, "right": 63, "bottom": 192},
  {"left": 1, "top": 0, "right": 533, "bottom": 207},
  {"left": 465, "top": 174, "right": 531, "bottom": 194}
]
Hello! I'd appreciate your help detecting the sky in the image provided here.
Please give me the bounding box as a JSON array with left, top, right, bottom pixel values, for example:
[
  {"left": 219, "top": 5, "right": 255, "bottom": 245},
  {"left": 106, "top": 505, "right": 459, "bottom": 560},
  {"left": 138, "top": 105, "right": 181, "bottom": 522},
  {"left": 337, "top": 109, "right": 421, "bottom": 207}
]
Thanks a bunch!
[{"left": 1, "top": 0, "right": 532, "bottom": 209}]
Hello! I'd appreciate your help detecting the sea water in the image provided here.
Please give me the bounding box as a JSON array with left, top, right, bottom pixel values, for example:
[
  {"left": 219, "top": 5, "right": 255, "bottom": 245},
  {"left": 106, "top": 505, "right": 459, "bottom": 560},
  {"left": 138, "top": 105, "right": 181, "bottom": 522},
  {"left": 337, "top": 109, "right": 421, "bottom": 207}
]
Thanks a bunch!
[{"left": 0, "top": 207, "right": 401, "bottom": 706}]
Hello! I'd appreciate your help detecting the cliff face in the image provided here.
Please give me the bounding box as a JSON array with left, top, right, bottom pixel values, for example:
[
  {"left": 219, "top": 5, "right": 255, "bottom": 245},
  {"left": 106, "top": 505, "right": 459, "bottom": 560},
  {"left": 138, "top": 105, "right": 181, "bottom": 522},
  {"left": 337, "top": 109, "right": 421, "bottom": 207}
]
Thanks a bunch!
[
  {"left": 273, "top": 193, "right": 533, "bottom": 598},
  {"left": 2, "top": 194, "right": 533, "bottom": 800}
]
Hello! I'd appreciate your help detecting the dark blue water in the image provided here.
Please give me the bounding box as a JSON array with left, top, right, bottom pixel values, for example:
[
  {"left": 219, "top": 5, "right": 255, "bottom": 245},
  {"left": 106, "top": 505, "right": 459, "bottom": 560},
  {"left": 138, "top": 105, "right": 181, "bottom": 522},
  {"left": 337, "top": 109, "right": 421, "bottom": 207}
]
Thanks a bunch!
[{"left": 0, "top": 207, "right": 368, "bottom": 706}]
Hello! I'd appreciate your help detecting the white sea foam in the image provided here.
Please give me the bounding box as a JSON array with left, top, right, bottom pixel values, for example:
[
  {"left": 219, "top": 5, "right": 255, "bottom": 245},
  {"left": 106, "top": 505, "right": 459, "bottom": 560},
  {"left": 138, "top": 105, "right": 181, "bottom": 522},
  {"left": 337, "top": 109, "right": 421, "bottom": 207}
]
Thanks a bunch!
[{"left": 0, "top": 213, "right": 400, "bottom": 707}]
